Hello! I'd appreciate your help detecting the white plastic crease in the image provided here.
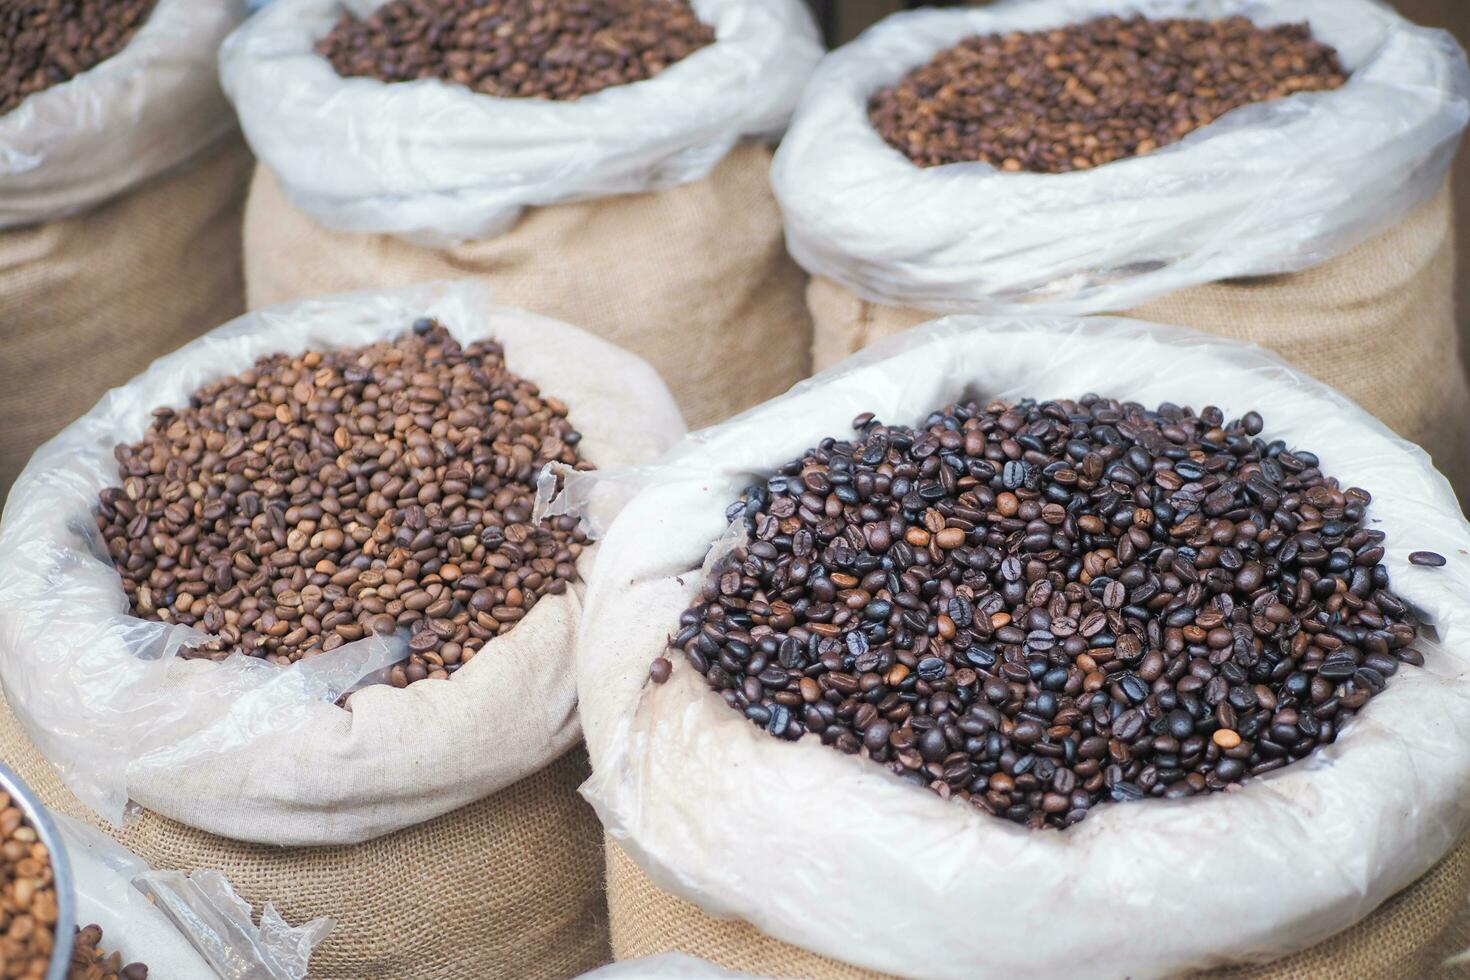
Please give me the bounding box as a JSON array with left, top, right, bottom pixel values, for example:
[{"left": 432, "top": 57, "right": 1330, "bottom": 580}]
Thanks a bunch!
[
  {"left": 0, "top": 0, "right": 244, "bottom": 229},
  {"left": 0, "top": 281, "right": 686, "bottom": 844},
  {"left": 55, "top": 814, "right": 330, "bottom": 980},
  {"left": 574, "top": 316, "right": 1470, "bottom": 980},
  {"left": 219, "top": 0, "right": 822, "bottom": 244},
  {"left": 771, "top": 0, "right": 1470, "bottom": 316}
]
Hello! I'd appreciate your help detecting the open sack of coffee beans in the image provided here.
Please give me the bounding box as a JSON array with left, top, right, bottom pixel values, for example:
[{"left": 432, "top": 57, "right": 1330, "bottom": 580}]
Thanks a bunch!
[
  {"left": 772, "top": 0, "right": 1470, "bottom": 493},
  {"left": 0, "top": 0, "right": 253, "bottom": 496},
  {"left": 570, "top": 316, "right": 1470, "bottom": 979},
  {"left": 221, "top": 0, "right": 822, "bottom": 429},
  {"left": 0, "top": 282, "right": 686, "bottom": 978}
]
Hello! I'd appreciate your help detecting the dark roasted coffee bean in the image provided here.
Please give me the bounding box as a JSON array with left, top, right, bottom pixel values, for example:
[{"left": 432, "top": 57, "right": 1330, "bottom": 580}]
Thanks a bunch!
[
  {"left": 99, "top": 321, "right": 590, "bottom": 684},
  {"left": 1409, "top": 551, "right": 1447, "bottom": 567},
  {"left": 317, "top": 0, "right": 714, "bottom": 102},
  {"left": 672, "top": 396, "right": 1419, "bottom": 830},
  {"left": 0, "top": 1, "right": 157, "bottom": 116},
  {"left": 869, "top": 15, "right": 1347, "bottom": 173},
  {"left": 649, "top": 657, "right": 672, "bottom": 684}
]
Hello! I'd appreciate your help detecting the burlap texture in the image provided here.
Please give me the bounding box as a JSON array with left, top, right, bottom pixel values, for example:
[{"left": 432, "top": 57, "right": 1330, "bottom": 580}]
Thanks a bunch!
[
  {"left": 0, "top": 694, "right": 610, "bottom": 980},
  {"left": 606, "top": 836, "right": 1470, "bottom": 980},
  {"left": 0, "top": 137, "right": 251, "bottom": 501},
  {"left": 243, "top": 142, "right": 810, "bottom": 430},
  {"left": 807, "top": 184, "right": 1470, "bottom": 498}
]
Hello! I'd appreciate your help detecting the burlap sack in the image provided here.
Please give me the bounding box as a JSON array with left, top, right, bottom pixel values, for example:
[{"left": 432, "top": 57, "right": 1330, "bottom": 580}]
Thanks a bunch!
[
  {"left": 0, "top": 0, "right": 250, "bottom": 500},
  {"left": 0, "top": 694, "right": 606, "bottom": 980},
  {"left": 224, "top": 0, "right": 822, "bottom": 431},
  {"left": 604, "top": 838, "right": 1470, "bottom": 980},
  {"left": 242, "top": 143, "right": 809, "bottom": 430},
  {"left": 0, "top": 137, "right": 252, "bottom": 499},
  {"left": 808, "top": 183, "right": 1470, "bottom": 497},
  {"left": 0, "top": 285, "right": 687, "bottom": 977},
  {"left": 573, "top": 317, "right": 1470, "bottom": 979}
]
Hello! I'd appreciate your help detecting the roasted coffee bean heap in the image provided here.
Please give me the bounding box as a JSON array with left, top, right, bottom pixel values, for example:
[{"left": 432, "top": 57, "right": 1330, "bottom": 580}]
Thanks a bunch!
[
  {"left": 69, "top": 926, "right": 146, "bottom": 980},
  {"left": 0, "top": 793, "right": 60, "bottom": 978},
  {"left": 869, "top": 15, "right": 1347, "bottom": 172},
  {"left": 669, "top": 397, "right": 1421, "bottom": 829},
  {"left": 0, "top": 0, "right": 157, "bottom": 116},
  {"left": 97, "top": 320, "right": 591, "bottom": 688},
  {"left": 317, "top": 0, "right": 715, "bottom": 101}
]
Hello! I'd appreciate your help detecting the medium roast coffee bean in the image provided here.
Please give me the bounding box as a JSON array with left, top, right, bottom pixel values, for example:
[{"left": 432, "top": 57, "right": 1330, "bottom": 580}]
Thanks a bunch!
[
  {"left": 317, "top": 0, "right": 715, "bottom": 102},
  {"left": 97, "top": 321, "right": 591, "bottom": 686},
  {"left": 869, "top": 16, "right": 1348, "bottom": 172},
  {"left": 0, "top": 793, "right": 60, "bottom": 978},
  {"left": 668, "top": 396, "right": 1419, "bottom": 829},
  {"left": 70, "top": 924, "right": 148, "bottom": 980},
  {"left": 0, "top": 0, "right": 157, "bottom": 116}
]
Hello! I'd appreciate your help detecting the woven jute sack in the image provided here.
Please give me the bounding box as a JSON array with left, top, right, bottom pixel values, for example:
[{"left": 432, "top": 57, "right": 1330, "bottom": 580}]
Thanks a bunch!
[
  {"left": 242, "top": 143, "right": 808, "bottom": 430},
  {"left": 0, "top": 284, "right": 687, "bottom": 978},
  {"left": 0, "top": 138, "right": 252, "bottom": 498},
  {"left": 807, "top": 183, "right": 1470, "bottom": 496},
  {"left": 604, "top": 838, "right": 1470, "bottom": 980},
  {"left": 573, "top": 317, "right": 1470, "bottom": 979},
  {"left": 223, "top": 0, "right": 824, "bottom": 430},
  {"left": 0, "top": 0, "right": 249, "bottom": 499}
]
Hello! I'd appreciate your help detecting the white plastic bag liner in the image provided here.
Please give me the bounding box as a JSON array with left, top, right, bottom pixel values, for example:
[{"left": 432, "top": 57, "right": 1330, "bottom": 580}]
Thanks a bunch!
[
  {"left": 578, "top": 954, "right": 764, "bottom": 979},
  {"left": 0, "top": 0, "right": 244, "bottom": 229},
  {"left": 56, "top": 815, "right": 331, "bottom": 980},
  {"left": 0, "top": 281, "right": 685, "bottom": 845},
  {"left": 771, "top": 0, "right": 1470, "bottom": 315},
  {"left": 220, "top": 0, "right": 822, "bottom": 243},
  {"left": 575, "top": 316, "right": 1470, "bottom": 979}
]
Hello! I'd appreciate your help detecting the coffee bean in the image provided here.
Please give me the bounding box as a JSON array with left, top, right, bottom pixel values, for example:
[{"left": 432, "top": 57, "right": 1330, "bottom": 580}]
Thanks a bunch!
[
  {"left": 317, "top": 0, "right": 714, "bottom": 102},
  {"left": 0, "top": 794, "right": 66, "bottom": 978},
  {"left": 97, "top": 321, "right": 590, "bottom": 684},
  {"left": 1409, "top": 551, "right": 1447, "bottom": 567},
  {"left": 869, "top": 15, "right": 1346, "bottom": 173},
  {"left": 649, "top": 657, "right": 672, "bottom": 684},
  {"left": 0, "top": 1, "right": 156, "bottom": 116},
  {"left": 673, "top": 397, "right": 1419, "bottom": 829},
  {"left": 71, "top": 922, "right": 149, "bottom": 980}
]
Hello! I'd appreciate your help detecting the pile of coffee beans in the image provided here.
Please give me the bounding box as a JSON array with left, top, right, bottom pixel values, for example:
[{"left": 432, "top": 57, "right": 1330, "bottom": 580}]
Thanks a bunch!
[
  {"left": 97, "top": 320, "right": 591, "bottom": 688},
  {"left": 0, "top": 792, "right": 60, "bottom": 977},
  {"left": 70, "top": 926, "right": 146, "bottom": 980},
  {"left": 0, "top": 0, "right": 157, "bottom": 116},
  {"left": 665, "top": 396, "right": 1421, "bottom": 828},
  {"left": 316, "top": 0, "right": 715, "bottom": 101},
  {"left": 869, "top": 15, "right": 1348, "bottom": 172}
]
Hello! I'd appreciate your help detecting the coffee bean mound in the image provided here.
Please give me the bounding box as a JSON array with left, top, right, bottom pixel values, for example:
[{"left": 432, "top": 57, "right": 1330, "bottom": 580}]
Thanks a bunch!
[
  {"left": 669, "top": 396, "right": 1421, "bottom": 829},
  {"left": 0, "top": 792, "right": 60, "bottom": 977},
  {"left": 316, "top": 0, "right": 716, "bottom": 102},
  {"left": 869, "top": 15, "right": 1348, "bottom": 172},
  {"left": 70, "top": 925, "right": 147, "bottom": 980},
  {"left": 0, "top": 0, "right": 158, "bottom": 117},
  {"left": 97, "top": 320, "right": 591, "bottom": 688}
]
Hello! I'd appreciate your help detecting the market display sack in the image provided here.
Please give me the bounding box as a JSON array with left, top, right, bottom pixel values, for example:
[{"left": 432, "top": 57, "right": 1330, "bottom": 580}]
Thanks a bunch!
[
  {"left": 572, "top": 316, "right": 1470, "bottom": 979},
  {"left": 223, "top": 0, "right": 823, "bottom": 430},
  {"left": 0, "top": 283, "right": 686, "bottom": 978},
  {"left": 772, "top": 0, "right": 1470, "bottom": 493},
  {"left": 0, "top": 0, "right": 252, "bottom": 497}
]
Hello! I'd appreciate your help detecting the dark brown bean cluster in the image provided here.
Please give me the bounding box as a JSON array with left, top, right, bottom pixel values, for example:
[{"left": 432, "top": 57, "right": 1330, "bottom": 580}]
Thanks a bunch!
[
  {"left": 97, "top": 321, "right": 591, "bottom": 688},
  {"left": 666, "top": 397, "right": 1421, "bottom": 829},
  {"left": 0, "top": 0, "right": 157, "bottom": 117},
  {"left": 69, "top": 926, "right": 146, "bottom": 980},
  {"left": 869, "top": 15, "right": 1347, "bottom": 172},
  {"left": 316, "top": 0, "right": 715, "bottom": 101},
  {"left": 0, "top": 793, "right": 59, "bottom": 979}
]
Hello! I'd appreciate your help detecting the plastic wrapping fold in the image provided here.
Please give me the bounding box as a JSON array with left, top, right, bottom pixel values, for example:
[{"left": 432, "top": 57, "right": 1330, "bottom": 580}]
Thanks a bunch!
[
  {"left": 771, "top": 0, "right": 1470, "bottom": 316},
  {"left": 219, "top": 0, "right": 822, "bottom": 244},
  {"left": 0, "top": 281, "right": 686, "bottom": 844},
  {"left": 0, "top": 0, "right": 244, "bottom": 229},
  {"left": 573, "top": 316, "right": 1470, "bottom": 979},
  {"left": 57, "top": 814, "right": 330, "bottom": 980},
  {"left": 579, "top": 954, "right": 763, "bottom": 979}
]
